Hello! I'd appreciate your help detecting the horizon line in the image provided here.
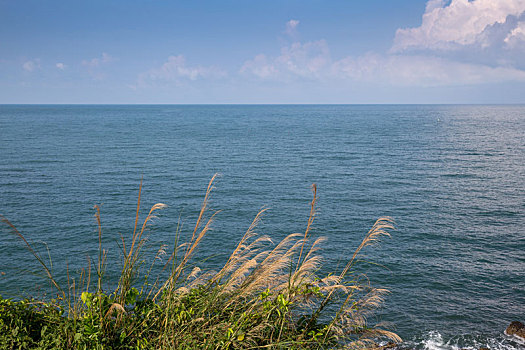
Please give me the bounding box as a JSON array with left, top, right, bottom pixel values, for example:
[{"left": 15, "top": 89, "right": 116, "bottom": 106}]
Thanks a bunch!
[{"left": 1, "top": 103, "right": 525, "bottom": 106}]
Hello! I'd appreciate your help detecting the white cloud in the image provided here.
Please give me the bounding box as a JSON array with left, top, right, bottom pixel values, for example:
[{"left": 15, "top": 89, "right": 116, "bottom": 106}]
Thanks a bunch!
[
  {"left": 504, "top": 20, "right": 525, "bottom": 44},
  {"left": 392, "top": 0, "right": 525, "bottom": 52},
  {"left": 56, "top": 62, "right": 66, "bottom": 70},
  {"left": 333, "top": 54, "right": 525, "bottom": 86},
  {"left": 285, "top": 19, "right": 300, "bottom": 38},
  {"left": 136, "top": 4, "right": 525, "bottom": 95},
  {"left": 240, "top": 5, "right": 525, "bottom": 88},
  {"left": 241, "top": 35, "right": 525, "bottom": 86},
  {"left": 138, "top": 55, "right": 226, "bottom": 86},
  {"left": 425, "top": 0, "right": 447, "bottom": 12},
  {"left": 239, "top": 54, "right": 278, "bottom": 79},
  {"left": 82, "top": 52, "right": 114, "bottom": 67},
  {"left": 240, "top": 40, "right": 330, "bottom": 81},
  {"left": 22, "top": 60, "right": 40, "bottom": 72}
]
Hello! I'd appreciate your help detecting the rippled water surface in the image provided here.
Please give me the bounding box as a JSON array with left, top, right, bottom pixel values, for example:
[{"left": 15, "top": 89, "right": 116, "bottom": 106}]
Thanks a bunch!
[{"left": 1, "top": 105, "right": 524, "bottom": 348}]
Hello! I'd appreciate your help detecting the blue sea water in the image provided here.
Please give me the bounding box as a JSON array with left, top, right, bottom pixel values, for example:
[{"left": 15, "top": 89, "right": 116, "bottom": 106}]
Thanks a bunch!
[{"left": 0, "top": 105, "right": 524, "bottom": 349}]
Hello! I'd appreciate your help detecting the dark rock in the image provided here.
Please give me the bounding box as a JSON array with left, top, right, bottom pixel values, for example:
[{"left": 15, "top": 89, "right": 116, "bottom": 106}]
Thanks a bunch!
[
  {"left": 505, "top": 320, "right": 524, "bottom": 334},
  {"left": 505, "top": 321, "right": 525, "bottom": 340},
  {"left": 505, "top": 321, "right": 525, "bottom": 339}
]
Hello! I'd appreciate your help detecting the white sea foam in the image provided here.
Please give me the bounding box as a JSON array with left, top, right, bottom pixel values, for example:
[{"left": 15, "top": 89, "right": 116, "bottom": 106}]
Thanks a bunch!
[
  {"left": 422, "top": 331, "right": 452, "bottom": 350},
  {"left": 401, "top": 330, "right": 524, "bottom": 350}
]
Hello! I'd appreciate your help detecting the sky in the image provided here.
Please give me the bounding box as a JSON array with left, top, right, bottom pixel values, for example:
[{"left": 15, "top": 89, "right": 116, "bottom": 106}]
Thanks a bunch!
[{"left": 1, "top": 0, "right": 525, "bottom": 104}]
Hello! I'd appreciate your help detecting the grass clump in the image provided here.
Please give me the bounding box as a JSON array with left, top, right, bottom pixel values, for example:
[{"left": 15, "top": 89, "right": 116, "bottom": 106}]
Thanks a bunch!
[{"left": 0, "top": 175, "right": 400, "bottom": 349}]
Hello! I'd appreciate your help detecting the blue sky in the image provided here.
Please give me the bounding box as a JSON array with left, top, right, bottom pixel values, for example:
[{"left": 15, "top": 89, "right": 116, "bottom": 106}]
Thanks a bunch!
[{"left": 1, "top": 0, "right": 525, "bottom": 103}]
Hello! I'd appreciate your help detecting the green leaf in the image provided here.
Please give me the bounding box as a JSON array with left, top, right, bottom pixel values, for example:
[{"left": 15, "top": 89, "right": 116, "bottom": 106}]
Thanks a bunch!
[
  {"left": 81, "top": 292, "right": 92, "bottom": 306},
  {"left": 120, "top": 330, "right": 127, "bottom": 343},
  {"left": 125, "top": 288, "right": 139, "bottom": 305}
]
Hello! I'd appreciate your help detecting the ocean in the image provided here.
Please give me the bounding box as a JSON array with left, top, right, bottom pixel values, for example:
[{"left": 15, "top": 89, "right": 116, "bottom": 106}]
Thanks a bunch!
[{"left": 0, "top": 105, "right": 524, "bottom": 349}]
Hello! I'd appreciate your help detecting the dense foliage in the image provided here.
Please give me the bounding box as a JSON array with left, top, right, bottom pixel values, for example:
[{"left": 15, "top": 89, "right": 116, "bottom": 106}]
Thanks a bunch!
[{"left": 0, "top": 176, "right": 399, "bottom": 349}]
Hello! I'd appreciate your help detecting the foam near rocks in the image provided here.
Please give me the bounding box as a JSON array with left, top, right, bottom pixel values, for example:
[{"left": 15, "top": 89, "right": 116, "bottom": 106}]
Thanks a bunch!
[{"left": 394, "top": 330, "right": 524, "bottom": 350}]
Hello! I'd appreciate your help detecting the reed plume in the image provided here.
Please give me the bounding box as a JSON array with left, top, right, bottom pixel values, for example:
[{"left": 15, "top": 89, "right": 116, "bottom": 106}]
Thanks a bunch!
[{"left": 0, "top": 175, "right": 399, "bottom": 349}]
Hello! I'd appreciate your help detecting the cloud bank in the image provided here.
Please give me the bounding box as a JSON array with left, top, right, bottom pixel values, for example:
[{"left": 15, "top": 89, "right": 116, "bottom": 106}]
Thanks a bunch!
[
  {"left": 241, "top": 44, "right": 525, "bottom": 86},
  {"left": 240, "top": 40, "right": 330, "bottom": 81},
  {"left": 138, "top": 55, "right": 226, "bottom": 87},
  {"left": 392, "top": 0, "right": 525, "bottom": 52},
  {"left": 333, "top": 53, "right": 525, "bottom": 86},
  {"left": 125, "top": 1, "right": 525, "bottom": 98},
  {"left": 241, "top": 1, "right": 525, "bottom": 87}
]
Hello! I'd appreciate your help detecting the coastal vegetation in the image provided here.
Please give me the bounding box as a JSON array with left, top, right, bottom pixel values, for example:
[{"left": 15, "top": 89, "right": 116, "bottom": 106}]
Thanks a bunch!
[{"left": 0, "top": 176, "right": 400, "bottom": 349}]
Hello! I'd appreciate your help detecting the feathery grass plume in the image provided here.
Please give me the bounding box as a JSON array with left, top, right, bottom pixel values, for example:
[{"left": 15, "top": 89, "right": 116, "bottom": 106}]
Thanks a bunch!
[
  {"left": 306, "top": 217, "right": 396, "bottom": 329},
  {"left": 0, "top": 175, "right": 400, "bottom": 349},
  {"left": 118, "top": 177, "right": 167, "bottom": 305},
  {"left": 212, "top": 207, "right": 270, "bottom": 285},
  {"left": 153, "top": 175, "right": 219, "bottom": 302}
]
